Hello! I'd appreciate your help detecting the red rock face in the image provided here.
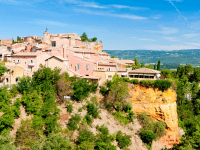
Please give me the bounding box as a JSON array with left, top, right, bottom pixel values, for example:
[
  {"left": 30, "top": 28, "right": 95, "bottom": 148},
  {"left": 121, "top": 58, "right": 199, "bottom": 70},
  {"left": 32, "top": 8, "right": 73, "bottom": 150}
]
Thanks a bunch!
[{"left": 128, "top": 84, "right": 179, "bottom": 146}]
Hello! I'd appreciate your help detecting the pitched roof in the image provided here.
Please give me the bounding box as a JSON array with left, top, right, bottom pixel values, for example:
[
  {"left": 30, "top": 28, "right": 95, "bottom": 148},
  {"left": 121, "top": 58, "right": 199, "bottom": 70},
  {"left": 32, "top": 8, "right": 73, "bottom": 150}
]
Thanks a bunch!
[
  {"left": 45, "top": 56, "right": 68, "bottom": 61},
  {"left": 129, "top": 68, "right": 160, "bottom": 74}
]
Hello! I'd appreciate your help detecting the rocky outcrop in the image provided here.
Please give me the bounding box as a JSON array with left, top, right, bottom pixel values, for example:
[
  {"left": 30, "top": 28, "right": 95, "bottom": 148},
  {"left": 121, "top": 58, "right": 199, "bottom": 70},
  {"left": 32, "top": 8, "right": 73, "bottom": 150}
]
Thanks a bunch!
[
  {"left": 93, "top": 42, "right": 103, "bottom": 52},
  {"left": 128, "top": 84, "right": 179, "bottom": 146}
]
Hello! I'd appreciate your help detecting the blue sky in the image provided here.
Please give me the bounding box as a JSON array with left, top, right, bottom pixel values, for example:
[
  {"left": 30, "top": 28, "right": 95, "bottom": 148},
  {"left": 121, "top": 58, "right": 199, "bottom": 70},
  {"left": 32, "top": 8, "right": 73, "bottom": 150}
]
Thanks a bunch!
[{"left": 0, "top": 0, "right": 200, "bottom": 50}]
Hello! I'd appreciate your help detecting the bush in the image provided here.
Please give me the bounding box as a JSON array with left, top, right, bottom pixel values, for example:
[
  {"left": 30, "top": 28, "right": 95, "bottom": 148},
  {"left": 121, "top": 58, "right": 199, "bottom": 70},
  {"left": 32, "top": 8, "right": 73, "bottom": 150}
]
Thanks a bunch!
[
  {"left": 113, "top": 112, "right": 129, "bottom": 125},
  {"left": 86, "top": 101, "right": 100, "bottom": 118},
  {"left": 9, "top": 84, "right": 18, "bottom": 97},
  {"left": 0, "top": 133, "right": 17, "bottom": 150},
  {"left": 78, "top": 141, "right": 95, "bottom": 150},
  {"left": 67, "top": 114, "right": 81, "bottom": 130},
  {"left": 95, "top": 125, "right": 116, "bottom": 149},
  {"left": 129, "top": 79, "right": 139, "bottom": 84},
  {"left": 72, "top": 78, "right": 98, "bottom": 101},
  {"left": 137, "top": 112, "right": 154, "bottom": 131},
  {"left": 17, "top": 76, "right": 32, "bottom": 94},
  {"left": 122, "top": 78, "right": 130, "bottom": 82},
  {"left": 140, "top": 130, "right": 156, "bottom": 145},
  {"left": 84, "top": 114, "right": 93, "bottom": 126},
  {"left": 32, "top": 133, "right": 73, "bottom": 150},
  {"left": 67, "top": 102, "right": 73, "bottom": 113},
  {"left": 154, "top": 80, "right": 171, "bottom": 92},
  {"left": 153, "top": 121, "right": 166, "bottom": 138},
  {"left": 127, "top": 111, "right": 135, "bottom": 122},
  {"left": 116, "top": 130, "right": 132, "bottom": 149},
  {"left": 123, "top": 103, "right": 132, "bottom": 113},
  {"left": 78, "top": 129, "right": 95, "bottom": 143},
  {"left": 11, "top": 98, "right": 21, "bottom": 118},
  {"left": 16, "top": 119, "right": 41, "bottom": 148}
]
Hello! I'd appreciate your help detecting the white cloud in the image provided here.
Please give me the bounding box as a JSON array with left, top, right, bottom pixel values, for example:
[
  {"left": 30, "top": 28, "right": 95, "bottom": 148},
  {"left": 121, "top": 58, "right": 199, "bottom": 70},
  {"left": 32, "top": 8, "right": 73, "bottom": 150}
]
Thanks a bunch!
[
  {"left": 61, "top": 0, "right": 107, "bottom": 9},
  {"left": 185, "top": 43, "right": 200, "bottom": 47},
  {"left": 183, "top": 33, "right": 199, "bottom": 38},
  {"left": 160, "top": 27, "right": 178, "bottom": 35},
  {"left": 131, "top": 37, "right": 156, "bottom": 41},
  {"left": 29, "top": 20, "right": 67, "bottom": 27},
  {"left": 110, "top": 4, "right": 148, "bottom": 10},
  {"left": 163, "top": 37, "right": 179, "bottom": 41},
  {"left": 151, "top": 14, "right": 162, "bottom": 19},
  {"left": 74, "top": 9, "right": 148, "bottom": 20}
]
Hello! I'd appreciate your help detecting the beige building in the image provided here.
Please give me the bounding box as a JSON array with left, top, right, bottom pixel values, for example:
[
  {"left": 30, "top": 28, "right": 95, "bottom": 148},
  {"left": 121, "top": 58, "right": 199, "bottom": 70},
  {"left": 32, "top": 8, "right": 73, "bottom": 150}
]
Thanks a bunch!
[
  {"left": 94, "top": 71, "right": 116, "bottom": 86},
  {"left": 128, "top": 68, "right": 160, "bottom": 80},
  {"left": 2, "top": 63, "right": 32, "bottom": 85},
  {"left": 45, "top": 56, "right": 69, "bottom": 73}
]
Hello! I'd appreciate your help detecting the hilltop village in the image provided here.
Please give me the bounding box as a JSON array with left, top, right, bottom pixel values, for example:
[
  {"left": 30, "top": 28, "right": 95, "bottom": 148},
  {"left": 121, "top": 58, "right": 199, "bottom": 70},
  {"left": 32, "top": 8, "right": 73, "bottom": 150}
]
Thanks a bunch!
[{"left": 0, "top": 31, "right": 161, "bottom": 86}]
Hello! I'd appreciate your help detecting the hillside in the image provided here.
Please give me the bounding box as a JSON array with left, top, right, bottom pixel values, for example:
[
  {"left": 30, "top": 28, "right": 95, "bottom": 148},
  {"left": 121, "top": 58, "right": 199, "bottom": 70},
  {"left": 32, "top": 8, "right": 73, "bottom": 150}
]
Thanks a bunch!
[{"left": 0, "top": 65, "right": 180, "bottom": 150}]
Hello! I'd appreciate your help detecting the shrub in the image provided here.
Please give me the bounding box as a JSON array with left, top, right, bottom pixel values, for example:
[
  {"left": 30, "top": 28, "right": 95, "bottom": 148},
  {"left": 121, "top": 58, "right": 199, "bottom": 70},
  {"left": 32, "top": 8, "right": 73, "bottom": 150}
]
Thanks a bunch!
[
  {"left": 72, "top": 78, "right": 98, "bottom": 101},
  {"left": 154, "top": 80, "right": 171, "bottom": 92},
  {"left": 78, "top": 107, "right": 83, "bottom": 112},
  {"left": 32, "top": 133, "right": 73, "bottom": 150},
  {"left": 123, "top": 102, "right": 132, "bottom": 113},
  {"left": 0, "top": 133, "right": 17, "bottom": 150},
  {"left": 67, "top": 102, "right": 73, "bottom": 113},
  {"left": 67, "top": 114, "right": 81, "bottom": 130},
  {"left": 140, "top": 130, "right": 156, "bottom": 145},
  {"left": 137, "top": 112, "right": 154, "bottom": 131},
  {"left": 11, "top": 98, "right": 21, "bottom": 118},
  {"left": 78, "top": 129, "right": 95, "bottom": 143},
  {"left": 17, "top": 76, "right": 32, "bottom": 94},
  {"left": 9, "top": 84, "right": 18, "bottom": 97},
  {"left": 105, "top": 103, "right": 112, "bottom": 111},
  {"left": 100, "top": 86, "right": 108, "bottom": 96},
  {"left": 113, "top": 112, "right": 129, "bottom": 125},
  {"left": 95, "top": 125, "right": 116, "bottom": 149},
  {"left": 86, "top": 101, "right": 100, "bottom": 118},
  {"left": 84, "top": 114, "right": 93, "bottom": 126},
  {"left": 78, "top": 141, "right": 95, "bottom": 150},
  {"left": 153, "top": 121, "right": 166, "bottom": 138},
  {"left": 122, "top": 78, "right": 130, "bottom": 82},
  {"left": 116, "top": 130, "right": 132, "bottom": 149},
  {"left": 127, "top": 111, "right": 135, "bottom": 122},
  {"left": 16, "top": 119, "right": 41, "bottom": 148},
  {"left": 129, "top": 79, "right": 139, "bottom": 84}
]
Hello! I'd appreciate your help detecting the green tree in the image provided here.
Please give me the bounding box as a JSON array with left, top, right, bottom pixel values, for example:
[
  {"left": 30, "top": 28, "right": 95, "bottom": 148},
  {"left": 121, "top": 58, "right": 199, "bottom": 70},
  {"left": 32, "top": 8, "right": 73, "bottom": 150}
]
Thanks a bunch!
[
  {"left": 92, "top": 37, "right": 97, "bottom": 42},
  {"left": 0, "top": 65, "right": 7, "bottom": 77},
  {"left": 12, "top": 39, "right": 15, "bottom": 44},
  {"left": 141, "top": 62, "right": 145, "bottom": 68},
  {"left": 157, "top": 60, "right": 161, "bottom": 71},
  {"left": 133, "top": 58, "right": 141, "bottom": 69},
  {"left": 161, "top": 69, "right": 172, "bottom": 78},
  {"left": 17, "top": 36, "right": 21, "bottom": 42},
  {"left": 111, "top": 55, "right": 115, "bottom": 58},
  {"left": 80, "top": 32, "right": 88, "bottom": 42},
  {"left": 140, "top": 130, "right": 156, "bottom": 145},
  {"left": 154, "top": 64, "right": 157, "bottom": 70}
]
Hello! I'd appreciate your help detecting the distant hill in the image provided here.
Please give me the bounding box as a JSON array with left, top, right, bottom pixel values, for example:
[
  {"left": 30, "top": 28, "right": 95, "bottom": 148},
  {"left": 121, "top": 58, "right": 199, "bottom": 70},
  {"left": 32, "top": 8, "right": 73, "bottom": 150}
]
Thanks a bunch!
[{"left": 104, "top": 49, "right": 200, "bottom": 65}]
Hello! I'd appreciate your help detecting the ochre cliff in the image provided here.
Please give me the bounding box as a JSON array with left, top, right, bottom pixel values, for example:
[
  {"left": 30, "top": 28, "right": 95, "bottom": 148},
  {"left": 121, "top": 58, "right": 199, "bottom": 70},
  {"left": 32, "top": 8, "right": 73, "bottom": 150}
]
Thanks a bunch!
[
  {"left": 93, "top": 42, "right": 103, "bottom": 52},
  {"left": 128, "top": 84, "right": 179, "bottom": 146}
]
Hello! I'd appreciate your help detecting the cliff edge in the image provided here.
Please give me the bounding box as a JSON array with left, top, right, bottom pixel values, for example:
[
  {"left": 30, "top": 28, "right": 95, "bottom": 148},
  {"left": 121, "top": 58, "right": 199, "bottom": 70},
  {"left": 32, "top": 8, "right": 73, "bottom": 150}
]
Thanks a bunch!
[{"left": 128, "top": 84, "right": 179, "bottom": 146}]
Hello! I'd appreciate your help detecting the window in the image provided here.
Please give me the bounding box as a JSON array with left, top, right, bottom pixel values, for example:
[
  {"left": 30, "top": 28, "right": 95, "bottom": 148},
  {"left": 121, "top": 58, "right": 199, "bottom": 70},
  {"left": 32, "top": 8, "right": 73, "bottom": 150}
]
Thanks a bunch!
[
  {"left": 108, "top": 68, "right": 111, "bottom": 71},
  {"left": 31, "top": 60, "right": 33, "bottom": 63},
  {"left": 16, "top": 78, "right": 18, "bottom": 83},
  {"left": 6, "top": 78, "right": 8, "bottom": 83},
  {"left": 86, "top": 65, "right": 89, "bottom": 70},
  {"left": 76, "top": 64, "right": 80, "bottom": 70},
  {"left": 108, "top": 75, "right": 112, "bottom": 78},
  {"left": 70, "top": 64, "right": 72, "bottom": 67},
  {"left": 25, "top": 62, "right": 26, "bottom": 64},
  {"left": 139, "top": 75, "right": 144, "bottom": 78},
  {"left": 135, "top": 75, "right": 139, "bottom": 78},
  {"left": 129, "top": 75, "right": 134, "bottom": 78}
]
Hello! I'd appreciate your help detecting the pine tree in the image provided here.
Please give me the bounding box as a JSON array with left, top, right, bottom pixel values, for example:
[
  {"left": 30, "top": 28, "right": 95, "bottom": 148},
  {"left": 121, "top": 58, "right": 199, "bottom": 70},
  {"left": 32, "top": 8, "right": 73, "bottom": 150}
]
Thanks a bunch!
[{"left": 157, "top": 60, "right": 161, "bottom": 71}]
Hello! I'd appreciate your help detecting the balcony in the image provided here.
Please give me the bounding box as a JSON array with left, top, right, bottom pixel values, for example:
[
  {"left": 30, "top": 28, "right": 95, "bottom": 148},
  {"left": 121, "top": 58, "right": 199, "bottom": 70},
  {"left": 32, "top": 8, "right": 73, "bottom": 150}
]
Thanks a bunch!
[{"left": 29, "top": 60, "right": 35, "bottom": 66}]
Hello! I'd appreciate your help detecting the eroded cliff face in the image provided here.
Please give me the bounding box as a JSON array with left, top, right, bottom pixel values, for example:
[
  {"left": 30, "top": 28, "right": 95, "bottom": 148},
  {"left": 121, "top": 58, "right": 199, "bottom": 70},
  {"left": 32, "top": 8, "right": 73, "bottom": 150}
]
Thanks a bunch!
[
  {"left": 93, "top": 42, "right": 103, "bottom": 52},
  {"left": 128, "top": 84, "right": 179, "bottom": 146}
]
